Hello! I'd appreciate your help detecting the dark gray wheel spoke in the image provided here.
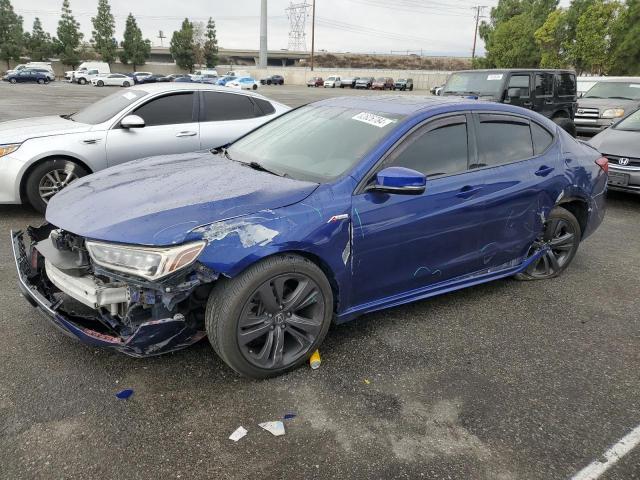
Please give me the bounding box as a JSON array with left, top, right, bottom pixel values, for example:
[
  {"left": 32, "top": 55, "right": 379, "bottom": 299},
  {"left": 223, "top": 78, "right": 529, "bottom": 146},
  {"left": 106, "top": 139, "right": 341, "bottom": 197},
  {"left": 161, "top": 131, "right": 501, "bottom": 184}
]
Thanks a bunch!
[
  {"left": 285, "top": 280, "right": 318, "bottom": 311},
  {"left": 257, "top": 283, "right": 280, "bottom": 313},
  {"left": 238, "top": 322, "right": 271, "bottom": 345},
  {"left": 549, "top": 232, "right": 575, "bottom": 251},
  {"left": 286, "top": 324, "right": 313, "bottom": 348},
  {"left": 546, "top": 250, "right": 560, "bottom": 272},
  {"left": 255, "top": 330, "right": 275, "bottom": 362},
  {"left": 272, "top": 327, "right": 285, "bottom": 367},
  {"left": 287, "top": 313, "right": 322, "bottom": 336}
]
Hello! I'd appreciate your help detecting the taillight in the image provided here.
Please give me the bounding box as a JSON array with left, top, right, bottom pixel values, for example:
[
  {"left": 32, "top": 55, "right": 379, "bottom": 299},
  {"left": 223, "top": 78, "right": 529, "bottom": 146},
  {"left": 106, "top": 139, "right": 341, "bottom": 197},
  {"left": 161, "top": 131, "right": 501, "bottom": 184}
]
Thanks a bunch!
[{"left": 595, "top": 156, "right": 609, "bottom": 174}]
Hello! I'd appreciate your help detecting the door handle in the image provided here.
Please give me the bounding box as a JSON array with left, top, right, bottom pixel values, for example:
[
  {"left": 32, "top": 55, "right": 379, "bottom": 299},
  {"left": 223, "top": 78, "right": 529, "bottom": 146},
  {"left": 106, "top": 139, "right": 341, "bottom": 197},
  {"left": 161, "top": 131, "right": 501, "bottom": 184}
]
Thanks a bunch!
[
  {"left": 456, "top": 185, "right": 483, "bottom": 198},
  {"left": 176, "top": 131, "right": 197, "bottom": 137},
  {"left": 535, "top": 165, "right": 555, "bottom": 177}
]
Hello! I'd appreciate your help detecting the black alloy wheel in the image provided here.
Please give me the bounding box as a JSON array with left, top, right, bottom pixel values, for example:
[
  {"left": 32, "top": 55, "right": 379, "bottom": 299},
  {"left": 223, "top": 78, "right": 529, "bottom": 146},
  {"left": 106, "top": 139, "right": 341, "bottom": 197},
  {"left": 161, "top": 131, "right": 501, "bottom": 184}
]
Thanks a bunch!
[{"left": 518, "top": 207, "right": 581, "bottom": 280}]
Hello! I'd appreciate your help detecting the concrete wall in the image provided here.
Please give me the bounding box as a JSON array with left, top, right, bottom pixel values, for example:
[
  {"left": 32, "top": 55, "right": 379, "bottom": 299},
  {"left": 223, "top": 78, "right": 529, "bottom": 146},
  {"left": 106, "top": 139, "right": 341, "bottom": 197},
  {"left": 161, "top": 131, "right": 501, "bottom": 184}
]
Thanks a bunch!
[{"left": 219, "top": 66, "right": 452, "bottom": 91}]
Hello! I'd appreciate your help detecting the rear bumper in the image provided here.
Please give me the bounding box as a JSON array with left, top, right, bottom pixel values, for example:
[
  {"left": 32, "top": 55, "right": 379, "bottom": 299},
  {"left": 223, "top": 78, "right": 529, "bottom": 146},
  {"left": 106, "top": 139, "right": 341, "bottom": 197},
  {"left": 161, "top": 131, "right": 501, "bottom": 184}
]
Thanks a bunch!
[{"left": 11, "top": 229, "right": 206, "bottom": 357}]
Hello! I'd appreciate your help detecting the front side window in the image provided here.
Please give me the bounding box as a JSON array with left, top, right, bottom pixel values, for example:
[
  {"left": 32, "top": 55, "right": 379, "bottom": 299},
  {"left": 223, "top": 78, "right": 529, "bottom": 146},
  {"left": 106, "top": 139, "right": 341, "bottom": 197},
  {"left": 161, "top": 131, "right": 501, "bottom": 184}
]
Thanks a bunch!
[
  {"left": 475, "top": 115, "right": 534, "bottom": 167},
  {"left": 227, "top": 105, "right": 405, "bottom": 182},
  {"left": 387, "top": 118, "right": 468, "bottom": 178},
  {"left": 535, "top": 73, "right": 554, "bottom": 97},
  {"left": 133, "top": 92, "right": 194, "bottom": 127},
  {"left": 508, "top": 75, "right": 531, "bottom": 98}
]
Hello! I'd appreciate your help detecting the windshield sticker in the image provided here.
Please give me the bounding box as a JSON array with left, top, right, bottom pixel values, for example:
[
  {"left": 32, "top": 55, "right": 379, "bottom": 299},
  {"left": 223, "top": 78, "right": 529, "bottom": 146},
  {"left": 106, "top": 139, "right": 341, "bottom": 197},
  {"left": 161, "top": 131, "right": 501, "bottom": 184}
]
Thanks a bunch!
[
  {"left": 487, "top": 74, "right": 503, "bottom": 81},
  {"left": 122, "top": 92, "right": 138, "bottom": 100},
  {"left": 352, "top": 112, "right": 395, "bottom": 128},
  {"left": 629, "top": 84, "right": 640, "bottom": 88}
]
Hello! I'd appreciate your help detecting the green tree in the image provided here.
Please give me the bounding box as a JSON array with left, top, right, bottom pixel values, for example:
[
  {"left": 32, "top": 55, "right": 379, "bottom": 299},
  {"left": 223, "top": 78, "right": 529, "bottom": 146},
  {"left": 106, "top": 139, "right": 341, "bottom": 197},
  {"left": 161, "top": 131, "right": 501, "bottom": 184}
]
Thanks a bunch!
[
  {"left": 610, "top": 0, "right": 640, "bottom": 74},
  {"left": 480, "top": 0, "right": 558, "bottom": 68},
  {"left": 203, "top": 17, "right": 218, "bottom": 68},
  {"left": 535, "top": 9, "right": 569, "bottom": 67},
  {"left": 57, "top": 0, "right": 83, "bottom": 68},
  {"left": 170, "top": 18, "right": 195, "bottom": 72},
  {"left": 119, "top": 13, "right": 150, "bottom": 70},
  {"left": 563, "top": 0, "right": 596, "bottom": 72},
  {"left": 571, "top": 0, "right": 624, "bottom": 74},
  {"left": 0, "top": 0, "right": 24, "bottom": 70},
  {"left": 91, "top": 0, "right": 116, "bottom": 64},
  {"left": 24, "top": 17, "right": 54, "bottom": 61}
]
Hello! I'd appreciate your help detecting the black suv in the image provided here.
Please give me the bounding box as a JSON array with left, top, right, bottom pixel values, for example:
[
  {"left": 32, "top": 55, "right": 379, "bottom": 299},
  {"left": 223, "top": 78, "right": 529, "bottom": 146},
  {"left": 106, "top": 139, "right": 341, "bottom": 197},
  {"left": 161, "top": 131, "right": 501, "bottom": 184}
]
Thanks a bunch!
[{"left": 442, "top": 69, "right": 578, "bottom": 135}]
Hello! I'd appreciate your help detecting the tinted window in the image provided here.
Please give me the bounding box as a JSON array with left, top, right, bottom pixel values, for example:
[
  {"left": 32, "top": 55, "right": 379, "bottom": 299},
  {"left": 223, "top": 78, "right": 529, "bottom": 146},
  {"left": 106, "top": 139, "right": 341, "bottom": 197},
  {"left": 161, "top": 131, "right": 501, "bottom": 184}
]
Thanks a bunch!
[
  {"left": 254, "top": 98, "right": 275, "bottom": 115},
  {"left": 202, "top": 92, "right": 258, "bottom": 121},
  {"left": 556, "top": 73, "right": 576, "bottom": 97},
  {"left": 475, "top": 116, "right": 534, "bottom": 167},
  {"left": 583, "top": 81, "right": 640, "bottom": 100},
  {"left": 70, "top": 89, "right": 148, "bottom": 124},
  {"left": 508, "top": 75, "right": 530, "bottom": 97},
  {"left": 134, "top": 93, "right": 194, "bottom": 126},
  {"left": 389, "top": 121, "right": 468, "bottom": 177},
  {"left": 531, "top": 122, "right": 553, "bottom": 155},
  {"left": 535, "top": 73, "right": 553, "bottom": 97}
]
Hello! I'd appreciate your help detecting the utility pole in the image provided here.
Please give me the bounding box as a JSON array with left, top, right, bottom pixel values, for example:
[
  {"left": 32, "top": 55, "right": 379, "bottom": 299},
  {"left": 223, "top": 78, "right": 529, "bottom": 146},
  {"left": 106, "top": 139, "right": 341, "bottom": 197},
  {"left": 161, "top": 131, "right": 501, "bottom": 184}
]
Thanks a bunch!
[
  {"left": 471, "top": 5, "right": 486, "bottom": 62},
  {"left": 310, "top": 0, "right": 316, "bottom": 71},
  {"left": 158, "top": 30, "right": 166, "bottom": 47},
  {"left": 259, "top": 0, "right": 268, "bottom": 68}
]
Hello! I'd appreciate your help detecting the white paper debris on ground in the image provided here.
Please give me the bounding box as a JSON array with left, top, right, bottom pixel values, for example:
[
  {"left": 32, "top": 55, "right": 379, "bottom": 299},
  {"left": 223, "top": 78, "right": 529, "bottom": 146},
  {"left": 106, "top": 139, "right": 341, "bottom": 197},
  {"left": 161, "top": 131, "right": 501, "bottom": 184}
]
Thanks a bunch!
[
  {"left": 259, "top": 421, "right": 285, "bottom": 436},
  {"left": 229, "top": 426, "right": 248, "bottom": 442}
]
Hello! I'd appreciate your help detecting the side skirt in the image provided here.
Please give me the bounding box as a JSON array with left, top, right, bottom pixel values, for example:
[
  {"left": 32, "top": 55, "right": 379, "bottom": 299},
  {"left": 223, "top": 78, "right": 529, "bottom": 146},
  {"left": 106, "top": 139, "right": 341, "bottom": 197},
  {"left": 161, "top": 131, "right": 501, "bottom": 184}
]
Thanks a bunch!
[{"left": 336, "top": 248, "right": 547, "bottom": 324}]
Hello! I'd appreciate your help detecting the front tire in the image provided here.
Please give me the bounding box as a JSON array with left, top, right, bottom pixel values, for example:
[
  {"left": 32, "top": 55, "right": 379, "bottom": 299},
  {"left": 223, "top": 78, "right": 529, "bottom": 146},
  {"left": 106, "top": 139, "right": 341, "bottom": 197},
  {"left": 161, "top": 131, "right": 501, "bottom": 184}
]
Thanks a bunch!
[
  {"left": 123, "top": 80, "right": 130, "bottom": 87},
  {"left": 516, "top": 206, "right": 581, "bottom": 280},
  {"left": 78, "top": 78, "right": 86, "bottom": 85},
  {"left": 97, "top": 80, "right": 104, "bottom": 87},
  {"left": 206, "top": 254, "right": 333, "bottom": 378},
  {"left": 25, "top": 159, "right": 89, "bottom": 213},
  {"left": 37, "top": 78, "right": 45, "bottom": 84}
]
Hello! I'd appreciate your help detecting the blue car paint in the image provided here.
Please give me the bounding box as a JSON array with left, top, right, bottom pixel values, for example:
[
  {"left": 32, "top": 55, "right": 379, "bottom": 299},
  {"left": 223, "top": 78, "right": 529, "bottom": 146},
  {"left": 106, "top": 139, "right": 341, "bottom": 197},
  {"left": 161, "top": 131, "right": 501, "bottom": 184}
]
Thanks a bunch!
[{"left": 18, "top": 97, "right": 606, "bottom": 354}]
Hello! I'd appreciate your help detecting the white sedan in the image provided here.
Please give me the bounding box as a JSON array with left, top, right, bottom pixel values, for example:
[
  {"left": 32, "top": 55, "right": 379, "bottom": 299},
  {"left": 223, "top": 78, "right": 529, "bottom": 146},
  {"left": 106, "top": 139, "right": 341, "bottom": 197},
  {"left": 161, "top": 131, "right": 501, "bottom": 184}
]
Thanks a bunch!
[
  {"left": 91, "top": 73, "right": 133, "bottom": 88},
  {"left": 227, "top": 77, "right": 259, "bottom": 90}
]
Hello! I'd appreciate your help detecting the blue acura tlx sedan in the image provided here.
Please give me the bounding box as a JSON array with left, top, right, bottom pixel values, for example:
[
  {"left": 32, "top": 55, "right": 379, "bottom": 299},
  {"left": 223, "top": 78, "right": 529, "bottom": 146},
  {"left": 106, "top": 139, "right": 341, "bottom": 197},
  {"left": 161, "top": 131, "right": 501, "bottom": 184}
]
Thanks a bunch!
[{"left": 12, "top": 96, "right": 607, "bottom": 378}]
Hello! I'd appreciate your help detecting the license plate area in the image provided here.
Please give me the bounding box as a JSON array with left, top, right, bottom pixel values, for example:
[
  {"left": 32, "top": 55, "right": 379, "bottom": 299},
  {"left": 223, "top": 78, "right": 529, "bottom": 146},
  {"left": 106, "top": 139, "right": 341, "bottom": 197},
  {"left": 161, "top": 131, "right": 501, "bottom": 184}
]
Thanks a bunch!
[{"left": 608, "top": 171, "right": 629, "bottom": 187}]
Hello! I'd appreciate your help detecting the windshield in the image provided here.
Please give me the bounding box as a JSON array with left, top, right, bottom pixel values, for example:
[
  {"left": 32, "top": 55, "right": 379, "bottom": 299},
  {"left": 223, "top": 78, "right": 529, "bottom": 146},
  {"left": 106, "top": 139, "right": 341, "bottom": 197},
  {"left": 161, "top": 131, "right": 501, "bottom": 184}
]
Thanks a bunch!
[
  {"left": 444, "top": 72, "right": 505, "bottom": 95},
  {"left": 70, "top": 89, "right": 147, "bottom": 124},
  {"left": 583, "top": 82, "right": 640, "bottom": 100},
  {"left": 615, "top": 109, "right": 640, "bottom": 131},
  {"left": 227, "top": 105, "right": 405, "bottom": 182}
]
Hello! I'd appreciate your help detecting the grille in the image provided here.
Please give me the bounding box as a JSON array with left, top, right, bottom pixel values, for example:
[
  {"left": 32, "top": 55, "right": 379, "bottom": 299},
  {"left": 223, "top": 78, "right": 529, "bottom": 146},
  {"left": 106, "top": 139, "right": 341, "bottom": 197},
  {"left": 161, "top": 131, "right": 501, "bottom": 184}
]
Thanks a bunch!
[
  {"left": 605, "top": 154, "right": 640, "bottom": 168},
  {"left": 575, "top": 107, "right": 599, "bottom": 119}
]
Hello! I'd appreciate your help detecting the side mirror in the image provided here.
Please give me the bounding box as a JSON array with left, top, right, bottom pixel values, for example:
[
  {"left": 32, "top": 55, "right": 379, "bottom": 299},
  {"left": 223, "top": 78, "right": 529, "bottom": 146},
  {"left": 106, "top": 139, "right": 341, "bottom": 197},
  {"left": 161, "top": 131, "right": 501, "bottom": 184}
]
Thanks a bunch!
[
  {"left": 507, "top": 87, "right": 521, "bottom": 99},
  {"left": 120, "top": 114, "right": 145, "bottom": 129},
  {"left": 367, "top": 166, "right": 426, "bottom": 195}
]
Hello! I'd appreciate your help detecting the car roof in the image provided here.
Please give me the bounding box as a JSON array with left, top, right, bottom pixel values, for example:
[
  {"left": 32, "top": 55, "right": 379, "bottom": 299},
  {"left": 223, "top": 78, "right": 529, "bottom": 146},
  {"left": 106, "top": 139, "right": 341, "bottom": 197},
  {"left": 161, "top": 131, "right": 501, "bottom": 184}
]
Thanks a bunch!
[
  {"left": 313, "top": 95, "right": 528, "bottom": 116},
  {"left": 133, "top": 82, "right": 272, "bottom": 100}
]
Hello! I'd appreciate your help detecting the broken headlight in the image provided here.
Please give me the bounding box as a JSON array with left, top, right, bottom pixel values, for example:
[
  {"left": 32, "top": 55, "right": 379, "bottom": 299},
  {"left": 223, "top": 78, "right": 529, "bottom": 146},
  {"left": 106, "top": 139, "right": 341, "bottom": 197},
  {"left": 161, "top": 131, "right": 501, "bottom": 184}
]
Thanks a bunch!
[{"left": 85, "top": 240, "right": 206, "bottom": 281}]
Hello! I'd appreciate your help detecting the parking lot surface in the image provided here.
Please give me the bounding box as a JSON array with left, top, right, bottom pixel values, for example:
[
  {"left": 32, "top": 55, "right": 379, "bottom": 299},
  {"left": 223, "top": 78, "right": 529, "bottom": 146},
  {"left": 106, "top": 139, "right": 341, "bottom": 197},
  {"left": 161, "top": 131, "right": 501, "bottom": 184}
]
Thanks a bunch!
[{"left": 1, "top": 82, "right": 639, "bottom": 480}]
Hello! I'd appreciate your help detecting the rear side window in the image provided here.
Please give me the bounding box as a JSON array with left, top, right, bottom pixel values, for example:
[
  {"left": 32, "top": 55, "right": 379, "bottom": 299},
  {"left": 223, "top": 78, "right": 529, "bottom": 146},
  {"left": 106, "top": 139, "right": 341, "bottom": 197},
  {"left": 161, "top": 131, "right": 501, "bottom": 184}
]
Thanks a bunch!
[
  {"left": 389, "top": 117, "right": 468, "bottom": 177},
  {"left": 556, "top": 73, "right": 576, "bottom": 97},
  {"left": 202, "top": 92, "right": 258, "bottom": 121},
  {"left": 475, "top": 115, "right": 534, "bottom": 167},
  {"left": 508, "top": 74, "right": 531, "bottom": 98},
  {"left": 535, "top": 73, "right": 553, "bottom": 97},
  {"left": 134, "top": 92, "right": 194, "bottom": 126},
  {"left": 531, "top": 122, "right": 554, "bottom": 155},
  {"left": 254, "top": 98, "right": 275, "bottom": 115}
]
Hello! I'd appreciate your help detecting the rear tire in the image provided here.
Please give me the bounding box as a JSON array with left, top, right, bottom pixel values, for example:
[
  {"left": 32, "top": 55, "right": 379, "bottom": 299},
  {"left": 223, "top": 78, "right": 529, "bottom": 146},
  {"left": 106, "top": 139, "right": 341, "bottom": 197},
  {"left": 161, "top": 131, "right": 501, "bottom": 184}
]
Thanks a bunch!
[
  {"left": 123, "top": 81, "right": 130, "bottom": 87},
  {"left": 515, "top": 206, "right": 581, "bottom": 281},
  {"left": 205, "top": 254, "right": 333, "bottom": 378},
  {"left": 97, "top": 80, "right": 104, "bottom": 87},
  {"left": 37, "top": 78, "right": 44, "bottom": 84},
  {"left": 25, "top": 159, "right": 89, "bottom": 213},
  {"left": 252, "top": 84, "right": 258, "bottom": 90},
  {"left": 553, "top": 117, "right": 577, "bottom": 138},
  {"left": 78, "top": 78, "right": 86, "bottom": 85}
]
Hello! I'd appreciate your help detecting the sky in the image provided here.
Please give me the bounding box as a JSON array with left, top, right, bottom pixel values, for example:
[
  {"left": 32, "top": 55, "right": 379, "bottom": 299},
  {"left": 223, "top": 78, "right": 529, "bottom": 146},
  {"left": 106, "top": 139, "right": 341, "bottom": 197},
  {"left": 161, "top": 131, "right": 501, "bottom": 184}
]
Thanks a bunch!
[{"left": 14, "top": 0, "right": 506, "bottom": 57}]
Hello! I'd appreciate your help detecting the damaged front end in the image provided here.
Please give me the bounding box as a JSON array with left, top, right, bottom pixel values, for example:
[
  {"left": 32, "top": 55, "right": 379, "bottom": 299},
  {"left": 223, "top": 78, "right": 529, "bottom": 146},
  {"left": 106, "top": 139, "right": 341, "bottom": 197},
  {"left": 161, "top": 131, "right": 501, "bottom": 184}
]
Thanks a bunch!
[{"left": 11, "top": 224, "right": 218, "bottom": 357}]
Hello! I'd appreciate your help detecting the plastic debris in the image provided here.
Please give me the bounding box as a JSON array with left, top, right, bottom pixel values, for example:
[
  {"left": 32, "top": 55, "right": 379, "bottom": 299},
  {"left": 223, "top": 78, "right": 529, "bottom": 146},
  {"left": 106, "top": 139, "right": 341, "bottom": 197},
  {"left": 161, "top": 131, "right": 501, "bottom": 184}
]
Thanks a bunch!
[
  {"left": 364, "top": 379, "right": 371, "bottom": 385},
  {"left": 310, "top": 350, "right": 321, "bottom": 369},
  {"left": 115, "top": 389, "right": 134, "bottom": 400},
  {"left": 229, "top": 426, "right": 248, "bottom": 442},
  {"left": 259, "top": 421, "right": 285, "bottom": 436},
  {"left": 283, "top": 413, "right": 297, "bottom": 420}
]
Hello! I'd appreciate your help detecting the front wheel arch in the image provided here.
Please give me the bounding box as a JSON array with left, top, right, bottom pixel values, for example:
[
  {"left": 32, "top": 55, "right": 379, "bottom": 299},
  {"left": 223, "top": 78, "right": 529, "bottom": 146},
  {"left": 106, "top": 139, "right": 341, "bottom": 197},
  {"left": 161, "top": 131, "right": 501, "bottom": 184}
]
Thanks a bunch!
[{"left": 20, "top": 155, "right": 93, "bottom": 204}]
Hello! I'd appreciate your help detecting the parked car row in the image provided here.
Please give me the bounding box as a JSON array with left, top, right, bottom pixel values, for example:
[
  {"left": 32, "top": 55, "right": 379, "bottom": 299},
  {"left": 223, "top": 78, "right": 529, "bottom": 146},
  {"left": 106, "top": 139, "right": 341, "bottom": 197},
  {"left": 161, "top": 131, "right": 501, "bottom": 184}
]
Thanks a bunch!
[
  {"left": 2, "top": 69, "right": 53, "bottom": 84},
  {"left": 310, "top": 75, "right": 413, "bottom": 91}
]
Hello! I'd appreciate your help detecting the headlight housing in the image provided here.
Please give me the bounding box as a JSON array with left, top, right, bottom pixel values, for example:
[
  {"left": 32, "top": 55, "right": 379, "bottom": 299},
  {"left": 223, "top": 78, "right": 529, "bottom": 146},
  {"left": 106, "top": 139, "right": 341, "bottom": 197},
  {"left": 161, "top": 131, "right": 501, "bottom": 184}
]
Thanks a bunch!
[
  {"left": 0, "top": 143, "right": 21, "bottom": 157},
  {"left": 602, "top": 108, "right": 625, "bottom": 119},
  {"left": 85, "top": 240, "right": 206, "bottom": 281}
]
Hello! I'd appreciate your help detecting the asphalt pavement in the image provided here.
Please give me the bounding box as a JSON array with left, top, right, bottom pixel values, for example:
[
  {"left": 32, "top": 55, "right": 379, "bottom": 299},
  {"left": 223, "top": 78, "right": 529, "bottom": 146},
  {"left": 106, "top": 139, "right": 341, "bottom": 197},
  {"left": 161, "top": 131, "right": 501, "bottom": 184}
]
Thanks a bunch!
[{"left": 0, "top": 82, "right": 639, "bottom": 480}]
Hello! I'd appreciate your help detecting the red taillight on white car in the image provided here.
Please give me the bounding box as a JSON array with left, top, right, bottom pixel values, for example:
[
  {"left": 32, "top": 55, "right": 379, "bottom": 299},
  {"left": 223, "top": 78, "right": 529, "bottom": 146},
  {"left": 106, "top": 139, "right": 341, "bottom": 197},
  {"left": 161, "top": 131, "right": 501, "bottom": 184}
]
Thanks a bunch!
[{"left": 595, "top": 156, "right": 609, "bottom": 174}]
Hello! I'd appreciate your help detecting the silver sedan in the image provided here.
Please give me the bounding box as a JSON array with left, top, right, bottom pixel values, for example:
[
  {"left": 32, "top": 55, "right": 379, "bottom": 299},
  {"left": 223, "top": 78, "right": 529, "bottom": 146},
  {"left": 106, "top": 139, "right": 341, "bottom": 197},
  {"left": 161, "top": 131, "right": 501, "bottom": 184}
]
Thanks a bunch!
[{"left": 0, "top": 83, "right": 289, "bottom": 212}]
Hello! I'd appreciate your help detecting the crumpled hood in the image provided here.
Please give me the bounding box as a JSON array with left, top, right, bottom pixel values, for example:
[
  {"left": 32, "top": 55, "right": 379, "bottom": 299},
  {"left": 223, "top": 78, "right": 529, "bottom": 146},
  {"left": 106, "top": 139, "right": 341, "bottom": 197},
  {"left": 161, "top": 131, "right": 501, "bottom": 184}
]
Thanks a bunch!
[
  {"left": 46, "top": 152, "right": 319, "bottom": 246},
  {"left": 578, "top": 97, "right": 640, "bottom": 113},
  {"left": 589, "top": 127, "right": 640, "bottom": 157},
  {"left": 0, "top": 116, "right": 92, "bottom": 144}
]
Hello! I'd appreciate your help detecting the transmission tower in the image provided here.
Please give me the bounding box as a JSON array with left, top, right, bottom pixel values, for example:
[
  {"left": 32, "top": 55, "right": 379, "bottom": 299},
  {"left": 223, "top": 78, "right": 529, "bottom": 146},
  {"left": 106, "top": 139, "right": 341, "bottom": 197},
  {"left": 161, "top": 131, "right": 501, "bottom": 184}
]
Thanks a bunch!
[{"left": 285, "top": 1, "right": 311, "bottom": 51}]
